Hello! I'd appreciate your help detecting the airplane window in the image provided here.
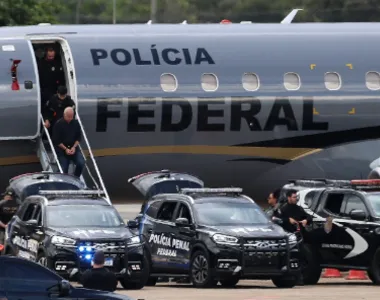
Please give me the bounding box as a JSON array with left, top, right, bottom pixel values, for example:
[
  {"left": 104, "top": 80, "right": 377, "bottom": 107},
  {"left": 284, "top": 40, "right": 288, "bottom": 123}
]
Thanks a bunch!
[
  {"left": 160, "top": 73, "right": 178, "bottom": 92},
  {"left": 365, "top": 71, "right": 380, "bottom": 90},
  {"left": 201, "top": 73, "right": 218, "bottom": 92},
  {"left": 284, "top": 72, "right": 301, "bottom": 91},
  {"left": 242, "top": 73, "right": 259, "bottom": 91},
  {"left": 324, "top": 72, "right": 341, "bottom": 90}
]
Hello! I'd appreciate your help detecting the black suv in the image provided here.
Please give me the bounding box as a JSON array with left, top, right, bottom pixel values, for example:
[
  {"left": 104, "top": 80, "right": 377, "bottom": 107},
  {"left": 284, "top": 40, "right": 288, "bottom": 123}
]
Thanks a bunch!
[
  {"left": 0, "top": 256, "right": 131, "bottom": 300},
  {"left": 279, "top": 178, "right": 380, "bottom": 285},
  {"left": 127, "top": 171, "right": 301, "bottom": 288},
  {"left": 3, "top": 172, "right": 148, "bottom": 290}
]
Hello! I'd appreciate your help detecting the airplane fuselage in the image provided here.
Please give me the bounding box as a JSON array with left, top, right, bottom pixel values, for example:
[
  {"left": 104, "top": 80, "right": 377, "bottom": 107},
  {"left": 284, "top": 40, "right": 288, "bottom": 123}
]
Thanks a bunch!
[{"left": 1, "top": 23, "right": 380, "bottom": 204}]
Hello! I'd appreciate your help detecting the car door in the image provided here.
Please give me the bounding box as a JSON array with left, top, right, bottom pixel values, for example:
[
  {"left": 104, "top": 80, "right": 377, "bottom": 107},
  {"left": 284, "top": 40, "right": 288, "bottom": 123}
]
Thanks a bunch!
[
  {"left": 336, "top": 193, "right": 373, "bottom": 267},
  {"left": 148, "top": 200, "right": 179, "bottom": 273},
  {"left": 25, "top": 202, "right": 45, "bottom": 262},
  {"left": 170, "top": 202, "right": 195, "bottom": 274},
  {"left": 2, "top": 258, "right": 67, "bottom": 300}
]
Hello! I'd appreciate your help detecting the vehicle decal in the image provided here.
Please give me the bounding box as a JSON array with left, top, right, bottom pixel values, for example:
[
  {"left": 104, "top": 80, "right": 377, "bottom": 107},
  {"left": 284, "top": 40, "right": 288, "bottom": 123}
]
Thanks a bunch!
[
  {"left": 230, "top": 227, "right": 273, "bottom": 234},
  {"left": 12, "top": 236, "right": 38, "bottom": 254},
  {"left": 71, "top": 229, "right": 116, "bottom": 237},
  {"left": 149, "top": 233, "right": 189, "bottom": 258}
]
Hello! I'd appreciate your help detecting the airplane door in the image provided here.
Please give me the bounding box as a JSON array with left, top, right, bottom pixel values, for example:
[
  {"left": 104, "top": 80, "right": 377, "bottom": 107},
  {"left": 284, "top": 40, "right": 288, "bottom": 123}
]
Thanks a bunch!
[{"left": 0, "top": 39, "right": 40, "bottom": 140}]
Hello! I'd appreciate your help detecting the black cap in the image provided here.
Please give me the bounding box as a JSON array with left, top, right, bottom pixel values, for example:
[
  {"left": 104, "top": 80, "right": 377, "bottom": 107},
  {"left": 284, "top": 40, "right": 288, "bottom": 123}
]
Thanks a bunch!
[
  {"left": 93, "top": 250, "right": 105, "bottom": 265},
  {"left": 57, "top": 86, "right": 67, "bottom": 95}
]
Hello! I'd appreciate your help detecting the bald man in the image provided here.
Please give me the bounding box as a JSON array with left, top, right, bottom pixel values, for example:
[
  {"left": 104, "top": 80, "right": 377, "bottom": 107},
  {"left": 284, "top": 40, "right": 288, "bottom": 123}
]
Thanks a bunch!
[{"left": 52, "top": 107, "right": 85, "bottom": 177}]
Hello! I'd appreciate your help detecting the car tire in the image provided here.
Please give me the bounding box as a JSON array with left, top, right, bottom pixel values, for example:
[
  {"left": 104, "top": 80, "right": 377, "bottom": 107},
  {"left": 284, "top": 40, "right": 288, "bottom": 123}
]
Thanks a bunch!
[
  {"left": 301, "top": 244, "right": 322, "bottom": 285},
  {"left": 272, "top": 275, "right": 297, "bottom": 288},
  {"left": 219, "top": 276, "right": 240, "bottom": 287},
  {"left": 189, "top": 250, "right": 217, "bottom": 288},
  {"left": 368, "top": 248, "right": 380, "bottom": 284},
  {"left": 120, "top": 255, "right": 150, "bottom": 290},
  {"left": 146, "top": 277, "right": 157, "bottom": 286}
]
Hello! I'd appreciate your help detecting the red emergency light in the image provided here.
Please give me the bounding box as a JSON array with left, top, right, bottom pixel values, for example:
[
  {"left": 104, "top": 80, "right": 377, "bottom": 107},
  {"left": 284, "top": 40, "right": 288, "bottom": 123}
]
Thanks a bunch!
[
  {"left": 351, "top": 179, "right": 380, "bottom": 185},
  {"left": 0, "top": 244, "right": 4, "bottom": 252},
  {"left": 220, "top": 19, "right": 232, "bottom": 24}
]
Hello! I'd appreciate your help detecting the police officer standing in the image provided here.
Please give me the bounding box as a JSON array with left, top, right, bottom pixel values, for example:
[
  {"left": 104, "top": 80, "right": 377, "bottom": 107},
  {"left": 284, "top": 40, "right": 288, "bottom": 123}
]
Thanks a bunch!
[
  {"left": 80, "top": 250, "right": 118, "bottom": 292},
  {"left": 44, "top": 86, "right": 75, "bottom": 131},
  {"left": 265, "top": 189, "right": 281, "bottom": 219},
  {"left": 38, "top": 46, "right": 66, "bottom": 110},
  {"left": 0, "top": 187, "right": 19, "bottom": 245}
]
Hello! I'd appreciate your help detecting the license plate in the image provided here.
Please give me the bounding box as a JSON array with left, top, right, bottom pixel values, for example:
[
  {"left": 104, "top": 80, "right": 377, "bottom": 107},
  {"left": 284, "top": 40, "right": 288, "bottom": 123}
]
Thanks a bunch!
[{"left": 104, "top": 258, "right": 113, "bottom": 266}]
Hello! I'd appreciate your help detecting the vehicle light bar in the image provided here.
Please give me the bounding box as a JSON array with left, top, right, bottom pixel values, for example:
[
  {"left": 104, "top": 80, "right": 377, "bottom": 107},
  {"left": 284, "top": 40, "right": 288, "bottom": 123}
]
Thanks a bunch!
[
  {"left": 351, "top": 179, "right": 380, "bottom": 190},
  {"left": 181, "top": 188, "right": 242, "bottom": 194},
  {"left": 39, "top": 190, "right": 105, "bottom": 196}
]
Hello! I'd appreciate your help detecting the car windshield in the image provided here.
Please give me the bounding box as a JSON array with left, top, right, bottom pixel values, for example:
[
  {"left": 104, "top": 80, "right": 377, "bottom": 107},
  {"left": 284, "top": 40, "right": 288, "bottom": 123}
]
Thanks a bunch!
[
  {"left": 46, "top": 205, "right": 124, "bottom": 227},
  {"left": 193, "top": 201, "right": 270, "bottom": 226},
  {"left": 366, "top": 194, "right": 380, "bottom": 217}
]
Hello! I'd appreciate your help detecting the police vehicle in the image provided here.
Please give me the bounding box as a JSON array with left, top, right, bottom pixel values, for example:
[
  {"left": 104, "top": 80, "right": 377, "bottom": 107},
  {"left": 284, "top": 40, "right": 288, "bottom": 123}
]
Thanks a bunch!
[
  {"left": 127, "top": 171, "right": 301, "bottom": 288},
  {"left": 2, "top": 172, "right": 148, "bottom": 290},
  {"left": 280, "top": 178, "right": 380, "bottom": 285}
]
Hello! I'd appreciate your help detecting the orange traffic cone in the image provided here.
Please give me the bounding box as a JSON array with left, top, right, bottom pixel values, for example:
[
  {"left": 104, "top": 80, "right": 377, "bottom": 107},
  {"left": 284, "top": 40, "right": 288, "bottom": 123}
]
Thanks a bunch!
[
  {"left": 322, "top": 268, "right": 342, "bottom": 278},
  {"left": 346, "top": 270, "right": 368, "bottom": 280}
]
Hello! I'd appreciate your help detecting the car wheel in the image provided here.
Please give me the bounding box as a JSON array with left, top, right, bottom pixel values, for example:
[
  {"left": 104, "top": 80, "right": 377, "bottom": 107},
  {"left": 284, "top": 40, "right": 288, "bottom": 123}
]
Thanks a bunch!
[
  {"left": 219, "top": 276, "right": 240, "bottom": 287},
  {"left": 301, "top": 244, "right": 322, "bottom": 285},
  {"left": 190, "top": 250, "right": 217, "bottom": 288},
  {"left": 120, "top": 255, "right": 150, "bottom": 290},
  {"left": 368, "top": 248, "right": 380, "bottom": 284},
  {"left": 272, "top": 275, "right": 297, "bottom": 288}
]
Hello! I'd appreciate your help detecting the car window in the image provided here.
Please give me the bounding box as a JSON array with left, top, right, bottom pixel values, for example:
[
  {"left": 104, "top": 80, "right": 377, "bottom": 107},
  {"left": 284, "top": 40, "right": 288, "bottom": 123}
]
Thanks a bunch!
[
  {"left": 22, "top": 203, "right": 36, "bottom": 222},
  {"left": 343, "top": 195, "right": 368, "bottom": 217},
  {"left": 175, "top": 203, "right": 192, "bottom": 223},
  {"left": 156, "top": 201, "right": 178, "bottom": 222},
  {"left": 146, "top": 201, "right": 162, "bottom": 218},
  {"left": 33, "top": 205, "right": 42, "bottom": 226},
  {"left": 4, "top": 260, "right": 60, "bottom": 281},
  {"left": 323, "top": 193, "right": 345, "bottom": 216}
]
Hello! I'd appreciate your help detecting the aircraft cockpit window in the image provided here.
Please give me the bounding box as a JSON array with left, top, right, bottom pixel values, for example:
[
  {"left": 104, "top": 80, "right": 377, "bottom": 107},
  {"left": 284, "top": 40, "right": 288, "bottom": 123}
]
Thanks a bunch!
[
  {"left": 201, "top": 73, "right": 218, "bottom": 92},
  {"left": 284, "top": 72, "right": 301, "bottom": 91},
  {"left": 160, "top": 73, "right": 178, "bottom": 92},
  {"left": 242, "top": 73, "right": 259, "bottom": 91},
  {"left": 324, "top": 72, "right": 341, "bottom": 90},
  {"left": 365, "top": 71, "right": 380, "bottom": 91}
]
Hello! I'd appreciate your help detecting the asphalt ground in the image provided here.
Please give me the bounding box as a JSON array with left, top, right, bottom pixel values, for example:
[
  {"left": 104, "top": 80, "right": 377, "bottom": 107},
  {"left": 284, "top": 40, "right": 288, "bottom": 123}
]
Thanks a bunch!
[{"left": 113, "top": 204, "right": 378, "bottom": 300}]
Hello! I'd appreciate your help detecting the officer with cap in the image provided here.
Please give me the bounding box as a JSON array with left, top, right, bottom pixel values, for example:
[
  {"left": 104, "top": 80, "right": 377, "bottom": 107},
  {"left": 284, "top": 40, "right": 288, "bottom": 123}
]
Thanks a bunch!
[
  {"left": 0, "top": 187, "right": 19, "bottom": 245},
  {"left": 80, "top": 250, "right": 118, "bottom": 292}
]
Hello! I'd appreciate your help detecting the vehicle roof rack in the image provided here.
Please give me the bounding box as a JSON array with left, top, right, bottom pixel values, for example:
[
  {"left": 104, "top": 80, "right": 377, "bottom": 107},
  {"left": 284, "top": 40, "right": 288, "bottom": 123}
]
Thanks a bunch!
[
  {"left": 181, "top": 187, "right": 243, "bottom": 195},
  {"left": 39, "top": 190, "right": 105, "bottom": 199},
  {"left": 288, "top": 179, "right": 351, "bottom": 188}
]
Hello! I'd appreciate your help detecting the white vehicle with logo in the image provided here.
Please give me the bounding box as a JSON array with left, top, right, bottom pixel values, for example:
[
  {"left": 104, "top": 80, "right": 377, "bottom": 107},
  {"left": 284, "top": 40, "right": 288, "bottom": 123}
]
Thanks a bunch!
[{"left": 281, "top": 179, "right": 380, "bottom": 285}]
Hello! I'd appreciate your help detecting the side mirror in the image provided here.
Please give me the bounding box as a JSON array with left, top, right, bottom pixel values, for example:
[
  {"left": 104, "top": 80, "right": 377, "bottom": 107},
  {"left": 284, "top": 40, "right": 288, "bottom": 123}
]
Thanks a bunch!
[
  {"left": 175, "top": 217, "right": 189, "bottom": 227},
  {"left": 272, "top": 217, "right": 283, "bottom": 225},
  {"left": 350, "top": 209, "right": 366, "bottom": 221},
  {"left": 25, "top": 219, "right": 38, "bottom": 226},
  {"left": 58, "top": 280, "right": 70, "bottom": 297},
  {"left": 127, "top": 220, "right": 139, "bottom": 229}
]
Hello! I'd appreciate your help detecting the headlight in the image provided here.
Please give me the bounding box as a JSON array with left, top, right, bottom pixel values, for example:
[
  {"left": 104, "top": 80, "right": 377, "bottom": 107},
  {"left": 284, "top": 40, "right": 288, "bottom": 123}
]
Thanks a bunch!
[
  {"left": 288, "top": 233, "right": 297, "bottom": 244},
  {"left": 212, "top": 234, "right": 239, "bottom": 245},
  {"left": 128, "top": 236, "right": 141, "bottom": 244},
  {"left": 51, "top": 236, "right": 76, "bottom": 246}
]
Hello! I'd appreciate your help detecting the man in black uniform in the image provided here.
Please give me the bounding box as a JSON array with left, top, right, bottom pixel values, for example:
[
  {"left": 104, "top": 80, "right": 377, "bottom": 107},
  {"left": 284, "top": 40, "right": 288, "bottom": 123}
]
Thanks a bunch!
[
  {"left": 265, "top": 189, "right": 281, "bottom": 219},
  {"left": 53, "top": 107, "right": 85, "bottom": 177},
  {"left": 38, "top": 46, "right": 66, "bottom": 111},
  {"left": 0, "top": 187, "right": 19, "bottom": 245},
  {"left": 44, "top": 86, "right": 75, "bottom": 131},
  {"left": 80, "top": 250, "right": 118, "bottom": 292}
]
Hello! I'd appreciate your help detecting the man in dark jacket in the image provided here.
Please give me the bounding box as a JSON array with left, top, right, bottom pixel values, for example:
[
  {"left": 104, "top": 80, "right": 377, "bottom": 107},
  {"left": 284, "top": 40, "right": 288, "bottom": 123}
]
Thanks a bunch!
[
  {"left": 44, "top": 85, "right": 75, "bottom": 131},
  {"left": 0, "top": 187, "right": 19, "bottom": 245},
  {"left": 265, "top": 189, "right": 281, "bottom": 219},
  {"left": 38, "top": 46, "right": 66, "bottom": 110},
  {"left": 80, "top": 250, "right": 118, "bottom": 292}
]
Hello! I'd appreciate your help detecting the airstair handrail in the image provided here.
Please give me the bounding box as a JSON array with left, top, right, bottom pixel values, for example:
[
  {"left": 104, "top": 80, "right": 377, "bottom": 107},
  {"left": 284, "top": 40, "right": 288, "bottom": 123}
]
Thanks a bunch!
[
  {"left": 78, "top": 144, "right": 100, "bottom": 190},
  {"left": 75, "top": 114, "right": 110, "bottom": 203},
  {"left": 40, "top": 114, "right": 63, "bottom": 173}
]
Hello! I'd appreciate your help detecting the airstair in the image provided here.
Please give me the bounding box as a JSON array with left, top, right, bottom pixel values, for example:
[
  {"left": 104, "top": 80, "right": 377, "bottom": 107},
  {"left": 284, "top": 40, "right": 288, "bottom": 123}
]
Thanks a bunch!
[{"left": 36, "top": 113, "right": 110, "bottom": 203}]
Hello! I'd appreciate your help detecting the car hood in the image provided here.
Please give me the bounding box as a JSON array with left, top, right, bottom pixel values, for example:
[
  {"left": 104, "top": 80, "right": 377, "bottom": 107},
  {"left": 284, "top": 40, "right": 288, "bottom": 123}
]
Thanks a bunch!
[
  {"left": 198, "top": 223, "right": 288, "bottom": 238},
  {"left": 49, "top": 227, "right": 133, "bottom": 240},
  {"left": 71, "top": 287, "right": 134, "bottom": 300}
]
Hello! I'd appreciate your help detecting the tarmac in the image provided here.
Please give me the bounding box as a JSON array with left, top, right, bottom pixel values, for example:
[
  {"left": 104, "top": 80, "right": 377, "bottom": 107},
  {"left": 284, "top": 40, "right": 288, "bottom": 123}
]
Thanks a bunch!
[{"left": 112, "top": 204, "right": 378, "bottom": 300}]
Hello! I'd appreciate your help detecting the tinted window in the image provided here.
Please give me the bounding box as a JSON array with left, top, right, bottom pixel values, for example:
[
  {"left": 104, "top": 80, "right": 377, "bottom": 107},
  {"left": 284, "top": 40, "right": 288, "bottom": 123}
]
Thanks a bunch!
[
  {"left": 344, "top": 195, "right": 368, "bottom": 216},
  {"left": 156, "top": 201, "right": 177, "bottom": 221},
  {"left": 324, "top": 194, "right": 344, "bottom": 215},
  {"left": 194, "top": 201, "right": 269, "bottom": 226},
  {"left": 46, "top": 205, "right": 124, "bottom": 227},
  {"left": 367, "top": 194, "right": 380, "bottom": 217},
  {"left": 22, "top": 203, "right": 36, "bottom": 221},
  {"left": 146, "top": 201, "right": 161, "bottom": 218},
  {"left": 176, "top": 203, "right": 192, "bottom": 223}
]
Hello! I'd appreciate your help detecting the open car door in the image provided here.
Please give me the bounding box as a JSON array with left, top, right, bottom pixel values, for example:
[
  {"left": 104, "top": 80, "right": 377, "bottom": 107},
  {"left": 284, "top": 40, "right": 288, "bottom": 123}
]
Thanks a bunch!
[{"left": 128, "top": 170, "right": 204, "bottom": 199}]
